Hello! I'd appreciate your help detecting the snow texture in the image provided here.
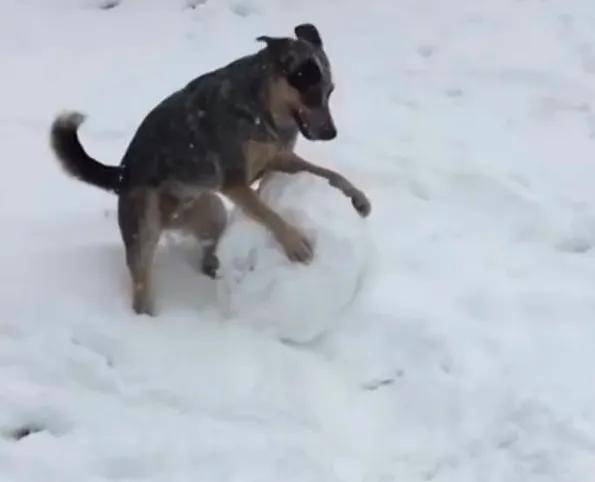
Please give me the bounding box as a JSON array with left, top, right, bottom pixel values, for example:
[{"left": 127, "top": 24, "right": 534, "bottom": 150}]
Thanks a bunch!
[
  {"left": 1, "top": 0, "right": 595, "bottom": 481},
  {"left": 217, "top": 172, "right": 371, "bottom": 342}
]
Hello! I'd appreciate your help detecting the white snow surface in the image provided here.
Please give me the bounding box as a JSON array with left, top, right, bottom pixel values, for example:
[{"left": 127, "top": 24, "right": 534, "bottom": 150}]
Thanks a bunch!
[
  {"left": 217, "top": 172, "right": 370, "bottom": 343},
  {"left": 2, "top": 0, "right": 595, "bottom": 481}
]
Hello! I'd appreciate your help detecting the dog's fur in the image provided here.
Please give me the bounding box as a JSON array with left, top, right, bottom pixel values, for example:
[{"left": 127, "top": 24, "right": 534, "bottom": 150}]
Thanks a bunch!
[{"left": 50, "top": 24, "right": 371, "bottom": 315}]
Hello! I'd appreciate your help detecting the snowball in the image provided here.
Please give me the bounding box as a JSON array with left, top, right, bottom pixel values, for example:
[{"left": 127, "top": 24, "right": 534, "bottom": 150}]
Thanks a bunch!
[{"left": 216, "top": 173, "right": 371, "bottom": 343}]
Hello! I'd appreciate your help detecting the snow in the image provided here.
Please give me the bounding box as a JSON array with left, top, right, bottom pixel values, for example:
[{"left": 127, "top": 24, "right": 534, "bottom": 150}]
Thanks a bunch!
[
  {"left": 217, "top": 172, "right": 371, "bottom": 342},
  {"left": 1, "top": 0, "right": 595, "bottom": 481}
]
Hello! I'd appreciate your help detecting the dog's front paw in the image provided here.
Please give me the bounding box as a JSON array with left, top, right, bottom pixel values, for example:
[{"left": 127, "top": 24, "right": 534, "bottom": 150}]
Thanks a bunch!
[
  {"left": 279, "top": 225, "right": 314, "bottom": 263},
  {"left": 350, "top": 190, "right": 371, "bottom": 217}
]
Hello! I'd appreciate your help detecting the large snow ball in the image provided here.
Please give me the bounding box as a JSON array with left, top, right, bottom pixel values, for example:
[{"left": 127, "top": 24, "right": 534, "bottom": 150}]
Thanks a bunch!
[{"left": 216, "top": 173, "right": 372, "bottom": 342}]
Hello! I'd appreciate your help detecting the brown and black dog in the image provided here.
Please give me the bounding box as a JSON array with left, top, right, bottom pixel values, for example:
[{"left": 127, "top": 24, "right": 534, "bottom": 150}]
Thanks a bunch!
[{"left": 50, "top": 23, "right": 371, "bottom": 315}]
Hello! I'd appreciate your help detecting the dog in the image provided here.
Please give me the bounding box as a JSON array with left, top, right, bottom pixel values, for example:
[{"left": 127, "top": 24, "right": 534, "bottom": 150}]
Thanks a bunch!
[{"left": 50, "top": 23, "right": 371, "bottom": 315}]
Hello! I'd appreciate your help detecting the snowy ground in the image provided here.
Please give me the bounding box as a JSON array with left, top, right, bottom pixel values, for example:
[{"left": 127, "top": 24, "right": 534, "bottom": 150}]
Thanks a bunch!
[{"left": 2, "top": 0, "right": 595, "bottom": 480}]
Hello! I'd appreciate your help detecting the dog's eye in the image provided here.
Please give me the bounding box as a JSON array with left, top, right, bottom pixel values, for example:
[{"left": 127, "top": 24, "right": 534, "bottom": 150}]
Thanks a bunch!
[{"left": 287, "top": 59, "right": 322, "bottom": 92}]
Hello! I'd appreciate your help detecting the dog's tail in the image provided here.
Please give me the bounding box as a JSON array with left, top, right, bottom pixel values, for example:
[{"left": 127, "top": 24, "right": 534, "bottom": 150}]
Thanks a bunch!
[{"left": 50, "top": 111, "right": 123, "bottom": 193}]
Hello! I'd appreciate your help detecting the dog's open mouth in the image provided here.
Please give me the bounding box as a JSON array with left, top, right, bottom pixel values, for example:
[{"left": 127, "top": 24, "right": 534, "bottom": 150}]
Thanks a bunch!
[{"left": 292, "top": 109, "right": 314, "bottom": 140}]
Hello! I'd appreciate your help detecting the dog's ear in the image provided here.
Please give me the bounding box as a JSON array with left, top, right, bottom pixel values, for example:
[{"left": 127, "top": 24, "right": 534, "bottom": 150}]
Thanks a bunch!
[
  {"left": 256, "top": 35, "right": 290, "bottom": 52},
  {"left": 294, "top": 23, "right": 322, "bottom": 48},
  {"left": 257, "top": 35, "right": 294, "bottom": 71}
]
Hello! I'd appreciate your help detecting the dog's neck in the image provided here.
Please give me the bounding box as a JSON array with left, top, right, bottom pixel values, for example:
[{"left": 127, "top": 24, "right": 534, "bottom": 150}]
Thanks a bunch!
[
  {"left": 195, "top": 50, "right": 298, "bottom": 144},
  {"left": 246, "top": 53, "right": 299, "bottom": 143},
  {"left": 262, "top": 78, "right": 292, "bottom": 127}
]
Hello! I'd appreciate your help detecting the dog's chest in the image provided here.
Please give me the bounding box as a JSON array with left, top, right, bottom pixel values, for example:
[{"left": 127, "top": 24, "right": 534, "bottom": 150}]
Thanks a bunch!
[{"left": 243, "top": 140, "right": 282, "bottom": 183}]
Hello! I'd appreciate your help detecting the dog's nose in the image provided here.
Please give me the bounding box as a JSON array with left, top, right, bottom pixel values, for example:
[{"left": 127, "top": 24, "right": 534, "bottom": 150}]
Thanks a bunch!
[{"left": 318, "top": 124, "right": 337, "bottom": 140}]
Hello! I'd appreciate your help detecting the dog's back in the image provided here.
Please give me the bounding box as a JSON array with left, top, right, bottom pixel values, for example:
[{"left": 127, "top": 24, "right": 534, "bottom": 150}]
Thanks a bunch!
[{"left": 118, "top": 49, "right": 285, "bottom": 193}]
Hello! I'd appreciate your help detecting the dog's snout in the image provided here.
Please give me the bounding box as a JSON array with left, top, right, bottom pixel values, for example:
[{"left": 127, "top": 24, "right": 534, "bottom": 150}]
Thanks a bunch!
[
  {"left": 294, "top": 108, "right": 337, "bottom": 141},
  {"left": 318, "top": 123, "right": 337, "bottom": 140}
]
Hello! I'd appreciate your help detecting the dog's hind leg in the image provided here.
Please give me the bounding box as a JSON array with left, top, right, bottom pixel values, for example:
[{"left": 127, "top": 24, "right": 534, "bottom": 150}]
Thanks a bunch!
[
  {"left": 161, "top": 192, "right": 227, "bottom": 278},
  {"left": 190, "top": 193, "right": 227, "bottom": 278},
  {"left": 118, "top": 190, "right": 162, "bottom": 315}
]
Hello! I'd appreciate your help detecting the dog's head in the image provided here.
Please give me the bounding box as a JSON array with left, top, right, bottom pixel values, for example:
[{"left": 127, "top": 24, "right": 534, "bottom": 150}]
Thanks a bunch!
[{"left": 258, "top": 24, "right": 336, "bottom": 141}]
